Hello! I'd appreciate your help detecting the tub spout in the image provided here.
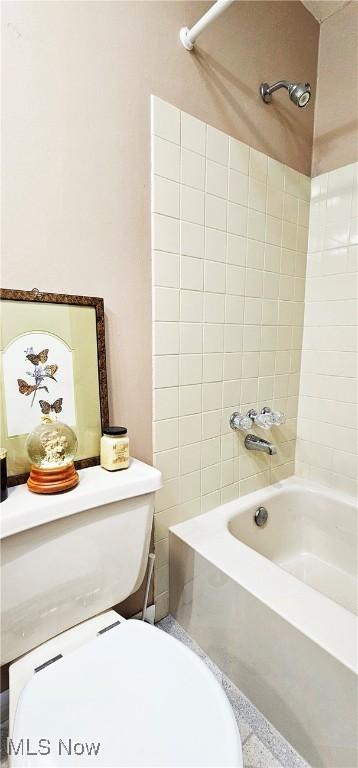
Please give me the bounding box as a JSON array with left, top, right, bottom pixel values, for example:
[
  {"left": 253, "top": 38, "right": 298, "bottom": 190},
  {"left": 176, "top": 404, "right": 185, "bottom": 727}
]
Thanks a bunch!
[{"left": 244, "top": 434, "right": 277, "bottom": 455}]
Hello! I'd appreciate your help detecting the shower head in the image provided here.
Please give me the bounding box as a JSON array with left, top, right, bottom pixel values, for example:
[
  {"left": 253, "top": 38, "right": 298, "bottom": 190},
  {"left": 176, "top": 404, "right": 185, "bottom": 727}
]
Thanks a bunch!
[
  {"left": 260, "top": 80, "right": 312, "bottom": 108},
  {"left": 288, "top": 82, "right": 311, "bottom": 108}
]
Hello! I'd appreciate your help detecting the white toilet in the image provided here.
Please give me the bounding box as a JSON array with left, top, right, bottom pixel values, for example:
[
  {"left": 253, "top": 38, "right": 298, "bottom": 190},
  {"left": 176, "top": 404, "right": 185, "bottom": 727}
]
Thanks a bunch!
[{"left": 1, "top": 459, "right": 243, "bottom": 767}]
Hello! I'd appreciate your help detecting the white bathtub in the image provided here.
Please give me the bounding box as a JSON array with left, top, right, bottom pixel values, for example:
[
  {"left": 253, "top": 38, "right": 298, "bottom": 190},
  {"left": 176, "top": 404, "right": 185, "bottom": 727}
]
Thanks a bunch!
[{"left": 169, "top": 476, "right": 357, "bottom": 768}]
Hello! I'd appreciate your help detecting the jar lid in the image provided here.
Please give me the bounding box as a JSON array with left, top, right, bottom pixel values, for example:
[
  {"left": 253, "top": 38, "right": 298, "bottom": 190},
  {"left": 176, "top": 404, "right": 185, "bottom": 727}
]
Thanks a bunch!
[{"left": 103, "top": 426, "right": 127, "bottom": 436}]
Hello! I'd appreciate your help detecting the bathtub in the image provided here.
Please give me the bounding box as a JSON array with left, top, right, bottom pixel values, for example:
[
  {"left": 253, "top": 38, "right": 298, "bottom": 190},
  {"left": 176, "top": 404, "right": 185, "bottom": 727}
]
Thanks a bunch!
[{"left": 169, "top": 476, "right": 357, "bottom": 768}]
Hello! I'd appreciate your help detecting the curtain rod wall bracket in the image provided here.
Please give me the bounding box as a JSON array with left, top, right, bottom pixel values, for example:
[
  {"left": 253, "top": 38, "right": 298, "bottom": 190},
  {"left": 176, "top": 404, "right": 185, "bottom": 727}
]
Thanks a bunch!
[
  {"left": 180, "top": 27, "right": 194, "bottom": 51},
  {"left": 179, "top": 0, "right": 235, "bottom": 51}
]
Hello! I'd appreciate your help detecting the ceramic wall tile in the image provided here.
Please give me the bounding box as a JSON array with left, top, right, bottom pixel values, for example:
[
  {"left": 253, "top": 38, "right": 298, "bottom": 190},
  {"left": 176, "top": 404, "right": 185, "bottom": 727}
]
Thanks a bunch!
[
  {"left": 229, "top": 137, "right": 249, "bottom": 175},
  {"left": 181, "top": 110, "right": 206, "bottom": 155},
  {"left": 181, "top": 220, "right": 205, "bottom": 259},
  {"left": 153, "top": 251, "right": 180, "bottom": 289},
  {"left": 151, "top": 96, "right": 180, "bottom": 144},
  {"left": 152, "top": 136, "right": 180, "bottom": 182},
  {"left": 151, "top": 97, "right": 310, "bottom": 610},
  {"left": 297, "top": 162, "right": 357, "bottom": 496},
  {"left": 181, "top": 148, "right": 206, "bottom": 191},
  {"left": 152, "top": 213, "right": 179, "bottom": 253},
  {"left": 205, "top": 227, "right": 227, "bottom": 262},
  {"left": 153, "top": 175, "right": 180, "bottom": 218}
]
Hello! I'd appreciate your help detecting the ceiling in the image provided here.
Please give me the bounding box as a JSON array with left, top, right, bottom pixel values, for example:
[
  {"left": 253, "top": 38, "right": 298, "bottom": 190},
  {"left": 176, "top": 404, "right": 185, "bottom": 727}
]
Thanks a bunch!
[{"left": 301, "top": 0, "right": 352, "bottom": 23}]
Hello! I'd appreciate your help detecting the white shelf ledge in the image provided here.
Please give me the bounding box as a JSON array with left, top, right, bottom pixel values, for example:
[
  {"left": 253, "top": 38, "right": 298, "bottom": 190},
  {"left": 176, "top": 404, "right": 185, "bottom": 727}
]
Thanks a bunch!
[{"left": 1, "top": 459, "right": 161, "bottom": 540}]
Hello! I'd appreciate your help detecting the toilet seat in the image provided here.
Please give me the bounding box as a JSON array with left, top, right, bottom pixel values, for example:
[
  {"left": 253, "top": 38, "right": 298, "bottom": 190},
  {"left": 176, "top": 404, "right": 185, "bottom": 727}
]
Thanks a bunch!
[{"left": 11, "top": 619, "right": 243, "bottom": 767}]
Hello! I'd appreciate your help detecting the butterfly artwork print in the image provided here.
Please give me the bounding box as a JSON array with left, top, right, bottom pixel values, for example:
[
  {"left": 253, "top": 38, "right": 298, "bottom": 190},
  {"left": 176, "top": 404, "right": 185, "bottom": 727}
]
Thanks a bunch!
[
  {"left": 17, "top": 346, "right": 60, "bottom": 408},
  {"left": 43, "top": 364, "right": 58, "bottom": 381},
  {"left": 26, "top": 348, "right": 49, "bottom": 366},
  {"left": 39, "top": 398, "right": 63, "bottom": 415},
  {"left": 17, "top": 379, "right": 48, "bottom": 398}
]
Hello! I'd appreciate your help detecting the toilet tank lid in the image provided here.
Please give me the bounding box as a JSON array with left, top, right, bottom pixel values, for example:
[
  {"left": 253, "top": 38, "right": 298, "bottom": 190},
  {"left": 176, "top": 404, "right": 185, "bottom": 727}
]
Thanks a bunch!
[
  {"left": 11, "top": 620, "right": 242, "bottom": 767},
  {"left": 1, "top": 459, "right": 161, "bottom": 539}
]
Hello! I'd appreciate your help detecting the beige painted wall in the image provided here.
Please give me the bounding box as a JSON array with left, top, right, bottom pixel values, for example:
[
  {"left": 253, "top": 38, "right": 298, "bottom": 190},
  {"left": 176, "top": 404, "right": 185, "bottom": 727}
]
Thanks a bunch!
[
  {"left": 1, "top": 1, "right": 318, "bottom": 462},
  {"left": 312, "top": 1, "right": 358, "bottom": 175}
]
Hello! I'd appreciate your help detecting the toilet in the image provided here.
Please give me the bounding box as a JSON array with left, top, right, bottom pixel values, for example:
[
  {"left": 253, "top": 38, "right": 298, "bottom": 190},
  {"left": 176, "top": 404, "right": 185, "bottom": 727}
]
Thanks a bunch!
[{"left": 1, "top": 459, "right": 243, "bottom": 767}]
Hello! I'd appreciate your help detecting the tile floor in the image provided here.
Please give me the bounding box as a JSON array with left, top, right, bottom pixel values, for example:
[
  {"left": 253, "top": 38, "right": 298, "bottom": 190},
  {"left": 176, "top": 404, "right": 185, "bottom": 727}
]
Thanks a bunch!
[
  {"left": 0, "top": 725, "right": 6, "bottom": 767},
  {"left": 158, "top": 615, "right": 310, "bottom": 768}
]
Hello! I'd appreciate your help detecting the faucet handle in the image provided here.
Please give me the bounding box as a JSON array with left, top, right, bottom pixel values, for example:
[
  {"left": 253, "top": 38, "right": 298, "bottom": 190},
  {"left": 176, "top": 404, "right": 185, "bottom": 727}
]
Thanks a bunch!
[
  {"left": 230, "top": 412, "right": 252, "bottom": 432},
  {"left": 254, "top": 412, "right": 273, "bottom": 430},
  {"left": 245, "top": 408, "right": 274, "bottom": 430},
  {"left": 271, "top": 410, "right": 286, "bottom": 425},
  {"left": 255, "top": 407, "right": 286, "bottom": 428},
  {"left": 231, "top": 407, "right": 286, "bottom": 432}
]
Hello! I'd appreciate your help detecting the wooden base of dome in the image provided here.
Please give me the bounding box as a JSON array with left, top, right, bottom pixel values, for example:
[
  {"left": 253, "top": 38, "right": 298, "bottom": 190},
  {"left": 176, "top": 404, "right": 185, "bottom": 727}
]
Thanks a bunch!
[{"left": 27, "top": 463, "right": 79, "bottom": 494}]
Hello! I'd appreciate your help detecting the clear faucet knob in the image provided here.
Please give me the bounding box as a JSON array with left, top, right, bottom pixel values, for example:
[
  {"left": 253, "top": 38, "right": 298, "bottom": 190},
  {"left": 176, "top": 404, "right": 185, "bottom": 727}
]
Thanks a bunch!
[
  {"left": 239, "top": 414, "right": 254, "bottom": 431},
  {"left": 254, "top": 412, "right": 274, "bottom": 430},
  {"left": 230, "top": 412, "right": 253, "bottom": 432},
  {"left": 271, "top": 410, "right": 286, "bottom": 425}
]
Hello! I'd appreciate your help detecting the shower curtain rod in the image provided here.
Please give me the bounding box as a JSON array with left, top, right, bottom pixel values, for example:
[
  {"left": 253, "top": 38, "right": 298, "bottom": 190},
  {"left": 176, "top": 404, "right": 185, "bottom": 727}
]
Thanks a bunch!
[{"left": 180, "top": 0, "right": 235, "bottom": 50}]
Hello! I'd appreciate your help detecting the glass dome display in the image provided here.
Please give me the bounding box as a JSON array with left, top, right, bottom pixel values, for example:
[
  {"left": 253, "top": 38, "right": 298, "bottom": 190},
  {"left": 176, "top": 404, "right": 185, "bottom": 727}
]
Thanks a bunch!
[{"left": 26, "top": 421, "right": 78, "bottom": 469}]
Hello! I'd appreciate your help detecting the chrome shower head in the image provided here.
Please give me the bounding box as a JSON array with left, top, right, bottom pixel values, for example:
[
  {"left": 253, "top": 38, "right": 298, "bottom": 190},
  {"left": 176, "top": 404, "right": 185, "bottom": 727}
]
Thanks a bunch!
[
  {"left": 260, "top": 80, "right": 312, "bottom": 108},
  {"left": 288, "top": 82, "right": 311, "bottom": 108}
]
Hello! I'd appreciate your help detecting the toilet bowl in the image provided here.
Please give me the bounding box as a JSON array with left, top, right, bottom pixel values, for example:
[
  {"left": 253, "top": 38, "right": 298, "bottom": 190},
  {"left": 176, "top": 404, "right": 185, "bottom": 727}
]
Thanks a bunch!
[{"left": 9, "top": 612, "right": 243, "bottom": 767}]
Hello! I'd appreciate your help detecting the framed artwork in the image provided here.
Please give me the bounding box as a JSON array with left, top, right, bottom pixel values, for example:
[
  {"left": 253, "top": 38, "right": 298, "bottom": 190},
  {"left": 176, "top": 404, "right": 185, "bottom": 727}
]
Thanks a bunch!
[{"left": 0, "top": 288, "right": 109, "bottom": 485}]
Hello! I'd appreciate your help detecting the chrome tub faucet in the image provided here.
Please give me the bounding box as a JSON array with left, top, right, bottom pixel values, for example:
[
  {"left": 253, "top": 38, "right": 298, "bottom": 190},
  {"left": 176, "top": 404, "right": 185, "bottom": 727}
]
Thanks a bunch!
[{"left": 244, "top": 434, "right": 277, "bottom": 456}]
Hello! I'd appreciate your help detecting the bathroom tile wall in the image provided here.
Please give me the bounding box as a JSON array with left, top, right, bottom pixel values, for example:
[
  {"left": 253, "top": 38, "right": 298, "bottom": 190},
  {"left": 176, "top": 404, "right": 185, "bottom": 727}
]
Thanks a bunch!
[
  {"left": 296, "top": 162, "right": 358, "bottom": 496},
  {"left": 151, "top": 96, "right": 310, "bottom": 618}
]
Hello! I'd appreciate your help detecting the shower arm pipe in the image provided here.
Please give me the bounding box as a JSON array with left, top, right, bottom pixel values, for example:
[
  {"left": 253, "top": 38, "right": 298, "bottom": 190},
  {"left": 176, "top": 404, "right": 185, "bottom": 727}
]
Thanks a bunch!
[
  {"left": 180, "top": 0, "right": 235, "bottom": 51},
  {"left": 264, "top": 81, "right": 290, "bottom": 96}
]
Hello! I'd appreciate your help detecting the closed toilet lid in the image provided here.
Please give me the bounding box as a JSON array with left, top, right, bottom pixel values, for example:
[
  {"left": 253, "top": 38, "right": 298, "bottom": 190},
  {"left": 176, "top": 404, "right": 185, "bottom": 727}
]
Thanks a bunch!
[{"left": 12, "top": 620, "right": 242, "bottom": 767}]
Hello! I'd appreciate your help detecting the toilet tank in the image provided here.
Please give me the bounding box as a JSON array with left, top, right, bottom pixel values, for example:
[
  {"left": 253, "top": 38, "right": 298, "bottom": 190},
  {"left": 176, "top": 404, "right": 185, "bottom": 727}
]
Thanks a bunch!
[{"left": 0, "top": 460, "right": 161, "bottom": 664}]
